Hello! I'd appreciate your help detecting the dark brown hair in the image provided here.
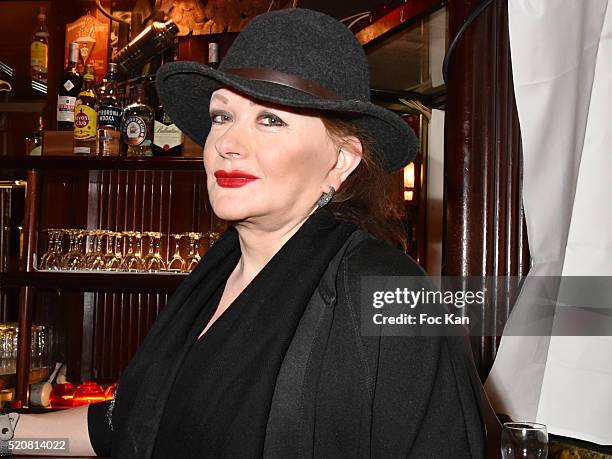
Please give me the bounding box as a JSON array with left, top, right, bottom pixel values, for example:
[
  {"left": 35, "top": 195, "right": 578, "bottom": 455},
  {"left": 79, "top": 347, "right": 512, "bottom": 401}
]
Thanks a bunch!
[{"left": 320, "top": 114, "right": 408, "bottom": 251}]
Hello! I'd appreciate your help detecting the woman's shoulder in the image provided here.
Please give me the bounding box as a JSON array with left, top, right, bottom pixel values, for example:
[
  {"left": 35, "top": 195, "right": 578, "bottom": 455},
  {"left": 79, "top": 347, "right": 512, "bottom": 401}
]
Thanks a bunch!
[{"left": 343, "top": 230, "right": 426, "bottom": 277}]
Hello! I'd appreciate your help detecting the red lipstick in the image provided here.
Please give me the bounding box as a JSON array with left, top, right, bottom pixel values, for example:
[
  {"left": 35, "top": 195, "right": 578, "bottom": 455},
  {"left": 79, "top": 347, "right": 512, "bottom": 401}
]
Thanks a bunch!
[{"left": 214, "top": 170, "right": 259, "bottom": 188}]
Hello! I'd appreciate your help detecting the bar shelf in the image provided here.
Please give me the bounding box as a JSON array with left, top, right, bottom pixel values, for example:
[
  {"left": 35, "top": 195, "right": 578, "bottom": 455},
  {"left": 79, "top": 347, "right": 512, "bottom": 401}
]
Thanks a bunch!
[
  {"left": 0, "top": 271, "right": 187, "bottom": 292},
  {"left": 0, "top": 155, "right": 204, "bottom": 171},
  {"left": 0, "top": 367, "right": 50, "bottom": 392}
]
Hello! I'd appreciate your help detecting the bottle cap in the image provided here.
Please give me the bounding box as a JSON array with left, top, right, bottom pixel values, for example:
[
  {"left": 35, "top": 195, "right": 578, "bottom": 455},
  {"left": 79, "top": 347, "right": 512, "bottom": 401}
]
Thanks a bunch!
[
  {"left": 68, "top": 42, "right": 80, "bottom": 63},
  {"left": 208, "top": 43, "right": 219, "bottom": 65}
]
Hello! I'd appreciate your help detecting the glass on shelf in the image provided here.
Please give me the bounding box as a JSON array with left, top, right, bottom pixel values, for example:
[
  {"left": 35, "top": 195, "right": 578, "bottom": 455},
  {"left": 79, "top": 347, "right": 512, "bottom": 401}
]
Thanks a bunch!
[
  {"left": 61, "top": 229, "right": 86, "bottom": 270},
  {"left": 143, "top": 231, "right": 166, "bottom": 272},
  {"left": 83, "top": 229, "right": 106, "bottom": 270},
  {"left": 119, "top": 231, "right": 144, "bottom": 272},
  {"left": 0, "top": 323, "right": 51, "bottom": 375},
  {"left": 199, "top": 231, "right": 221, "bottom": 257},
  {"left": 102, "top": 230, "right": 122, "bottom": 270},
  {"left": 183, "top": 232, "right": 201, "bottom": 272},
  {"left": 38, "top": 227, "right": 212, "bottom": 273},
  {"left": 0, "top": 324, "right": 17, "bottom": 375},
  {"left": 167, "top": 233, "right": 185, "bottom": 272},
  {"left": 40, "top": 228, "right": 64, "bottom": 270}
]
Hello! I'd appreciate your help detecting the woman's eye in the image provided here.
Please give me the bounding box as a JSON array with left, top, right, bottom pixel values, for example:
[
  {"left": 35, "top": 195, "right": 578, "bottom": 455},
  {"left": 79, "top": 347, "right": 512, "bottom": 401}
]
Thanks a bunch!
[
  {"left": 210, "top": 112, "right": 231, "bottom": 124},
  {"left": 260, "top": 112, "right": 286, "bottom": 127}
]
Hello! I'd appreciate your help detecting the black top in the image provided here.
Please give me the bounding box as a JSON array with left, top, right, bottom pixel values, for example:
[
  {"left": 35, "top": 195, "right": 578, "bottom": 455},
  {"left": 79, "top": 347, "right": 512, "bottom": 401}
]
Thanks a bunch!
[
  {"left": 150, "top": 280, "right": 274, "bottom": 458},
  {"left": 88, "top": 213, "right": 487, "bottom": 457},
  {"left": 88, "top": 211, "right": 360, "bottom": 457}
]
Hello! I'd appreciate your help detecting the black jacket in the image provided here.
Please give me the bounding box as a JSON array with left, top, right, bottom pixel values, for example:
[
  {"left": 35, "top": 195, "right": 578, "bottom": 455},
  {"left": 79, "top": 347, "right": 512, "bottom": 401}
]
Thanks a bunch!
[
  {"left": 263, "top": 230, "right": 486, "bottom": 458},
  {"left": 91, "top": 226, "right": 487, "bottom": 458}
]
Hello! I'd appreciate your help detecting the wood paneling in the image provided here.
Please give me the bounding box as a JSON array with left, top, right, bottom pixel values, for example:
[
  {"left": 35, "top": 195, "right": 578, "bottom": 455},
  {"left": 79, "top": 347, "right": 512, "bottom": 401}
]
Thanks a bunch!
[
  {"left": 88, "top": 291, "right": 169, "bottom": 383},
  {"left": 444, "top": 0, "right": 529, "bottom": 379}
]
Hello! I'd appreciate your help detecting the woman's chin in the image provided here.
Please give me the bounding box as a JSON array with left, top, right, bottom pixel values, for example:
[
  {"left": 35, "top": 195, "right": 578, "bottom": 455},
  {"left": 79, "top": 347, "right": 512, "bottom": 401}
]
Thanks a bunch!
[{"left": 211, "top": 205, "right": 254, "bottom": 223}]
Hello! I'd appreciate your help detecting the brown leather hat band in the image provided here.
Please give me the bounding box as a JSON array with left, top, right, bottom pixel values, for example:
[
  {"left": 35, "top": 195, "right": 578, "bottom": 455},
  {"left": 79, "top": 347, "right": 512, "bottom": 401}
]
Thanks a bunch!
[{"left": 224, "top": 67, "right": 341, "bottom": 101}]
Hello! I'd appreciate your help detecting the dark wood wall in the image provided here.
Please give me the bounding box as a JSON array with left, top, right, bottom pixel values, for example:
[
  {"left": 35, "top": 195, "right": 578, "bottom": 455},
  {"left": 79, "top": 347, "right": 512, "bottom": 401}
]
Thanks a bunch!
[
  {"left": 444, "top": 0, "right": 529, "bottom": 379},
  {"left": 33, "top": 167, "right": 216, "bottom": 383}
]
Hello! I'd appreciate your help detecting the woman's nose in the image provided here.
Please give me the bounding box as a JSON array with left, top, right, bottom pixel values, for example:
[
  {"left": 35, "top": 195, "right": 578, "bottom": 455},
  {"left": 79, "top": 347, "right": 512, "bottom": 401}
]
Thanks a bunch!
[{"left": 214, "top": 124, "right": 248, "bottom": 159}]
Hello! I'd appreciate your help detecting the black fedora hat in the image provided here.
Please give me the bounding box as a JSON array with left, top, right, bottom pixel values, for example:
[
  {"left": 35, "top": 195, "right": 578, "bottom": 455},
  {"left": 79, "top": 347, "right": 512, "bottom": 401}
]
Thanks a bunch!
[{"left": 156, "top": 8, "right": 418, "bottom": 173}]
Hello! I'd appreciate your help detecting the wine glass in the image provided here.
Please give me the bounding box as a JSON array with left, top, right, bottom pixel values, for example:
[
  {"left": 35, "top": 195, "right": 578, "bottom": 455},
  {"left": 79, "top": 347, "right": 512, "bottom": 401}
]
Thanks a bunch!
[
  {"left": 143, "top": 231, "right": 166, "bottom": 272},
  {"left": 90, "top": 230, "right": 107, "bottom": 270},
  {"left": 182, "top": 232, "right": 201, "bottom": 272},
  {"left": 82, "top": 230, "right": 105, "bottom": 270},
  {"left": 39, "top": 229, "right": 55, "bottom": 269},
  {"left": 40, "top": 229, "right": 64, "bottom": 270},
  {"left": 61, "top": 229, "right": 86, "bottom": 270},
  {"left": 119, "top": 231, "right": 144, "bottom": 272},
  {"left": 501, "top": 422, "right": 548, "bottom": 459},
  {"left": 103, "top": 231, "right": 121, "bottom": 271},
  {"left": 166, "top": 233, "right": 184, "bottom": 272}
]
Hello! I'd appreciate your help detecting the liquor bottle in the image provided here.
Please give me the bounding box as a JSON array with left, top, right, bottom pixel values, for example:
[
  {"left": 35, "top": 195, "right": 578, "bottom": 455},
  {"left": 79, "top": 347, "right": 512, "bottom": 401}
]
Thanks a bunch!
[
  {"left": 30, "top": 6, "right": 49, "bottom": 94},
  {"left": 153, "top": 103, "right": 183, "bottom": 156},
  {"left": 57, "top": 43, "right": 83, "bottom": 131},
  {"left": 26, "top": 116, "right": 44, "bottom": 156},
  {"left": 73, "top": 64, "right": 98, "bottom": 155},
  {"left": 153, "top": 47, "right": 183, "bottom": 156},
  {"left": 208, "top": 43, "right": 219, "bottom": 69},
  {"left": 97, "top": 63, "right": 122, "bottom": 156},
  {"left": 121, "top": 83, "right": 154, "bottom": 157}
]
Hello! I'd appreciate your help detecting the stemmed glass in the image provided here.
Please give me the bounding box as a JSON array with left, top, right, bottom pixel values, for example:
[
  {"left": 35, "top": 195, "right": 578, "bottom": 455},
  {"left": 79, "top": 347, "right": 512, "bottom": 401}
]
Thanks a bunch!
[
  {"left": 143, "top": 232, "right": 166, "bottom": 272},
  {"left": 39, "top": 229, "right": 55, "bottom": 269},
  {"left": 83, "top": 230, "right": 106, "bottom": 270},
  {"left": 103, "top": 231, "right": 122, "bottom": 271},
  {"left": 167, "top": 233, "right": 185, "bottom": 272},
  {"left": 134, "top": 232, "right": 145, "bottom": 268},
  {"left": 207, "top": 231, "right": 220, "bottom": 248},
  {"left": 119, "top": 231, "right": 144, "bottom": 272},
  {"left": 61, "top": 229, "right": 86, "bottom": 270},
  {"left": 501, "top": 422, "right": 548, "bottom": 459},
  {"left": 40, "top": 229, "right": 64, "bottom": 270},
  {"left": 183, "top": 232, "right": 201, "bottom": 272}
]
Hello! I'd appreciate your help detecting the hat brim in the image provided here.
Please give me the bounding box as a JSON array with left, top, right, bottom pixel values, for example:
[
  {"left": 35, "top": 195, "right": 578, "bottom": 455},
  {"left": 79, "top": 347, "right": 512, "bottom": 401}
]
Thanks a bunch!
[{"left": 156, "top": 61, "right": 418, "bottom": 173}]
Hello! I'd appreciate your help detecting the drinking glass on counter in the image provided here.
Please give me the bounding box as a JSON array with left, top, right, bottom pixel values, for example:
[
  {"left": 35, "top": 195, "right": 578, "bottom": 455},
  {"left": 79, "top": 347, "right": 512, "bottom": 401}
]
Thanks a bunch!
[{"left": 501, "top": 422, "right": 548, "bottom": 459}]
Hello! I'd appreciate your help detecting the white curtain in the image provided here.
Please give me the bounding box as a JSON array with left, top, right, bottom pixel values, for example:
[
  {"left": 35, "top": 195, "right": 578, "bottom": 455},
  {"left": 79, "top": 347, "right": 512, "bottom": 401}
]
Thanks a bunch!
[{"left": 485, "top": 0, "right": 612, "bottom": 444}]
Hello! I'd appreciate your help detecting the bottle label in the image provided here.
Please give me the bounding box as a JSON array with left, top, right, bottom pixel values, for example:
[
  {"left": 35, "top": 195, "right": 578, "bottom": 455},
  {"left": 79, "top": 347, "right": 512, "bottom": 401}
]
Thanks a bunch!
[
  {"left": 30, "top": 42, "right": 48, "bottom": 69},
  {"left": 98, "top": 106, "right": 122, "bottom": 129},
  {"left": 74, "top": 146, "right": 93, "bottom": 154},
  {"left": 30, "top": 145, "right": 42, "bottom": 156},
  {"left": 154, "top": 121, "right": 183, "bottom": 150},
  {"left": 122, "top": 116, "right": 147, "bottom": 146},
  {"left": 57, "top": 96, "right": 77, "bottom": 122},
  {"left": 63, "top": 80, "right": 75, "bottom": 92},
  {"left": 74, "top": 105, "right": 97, "bottom": 140}
]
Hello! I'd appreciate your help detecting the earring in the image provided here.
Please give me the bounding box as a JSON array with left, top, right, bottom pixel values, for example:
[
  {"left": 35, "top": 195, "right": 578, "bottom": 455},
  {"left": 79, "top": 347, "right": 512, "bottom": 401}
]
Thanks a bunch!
[{"left": 316, "top": 186, "right": 335, "bottom": 209}]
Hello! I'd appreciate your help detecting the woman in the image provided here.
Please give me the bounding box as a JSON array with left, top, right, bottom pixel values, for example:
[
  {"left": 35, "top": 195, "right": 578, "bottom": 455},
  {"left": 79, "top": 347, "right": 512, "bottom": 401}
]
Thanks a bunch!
[{"left": 9, "top": 8, "right": 487, "bottom": 458}]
